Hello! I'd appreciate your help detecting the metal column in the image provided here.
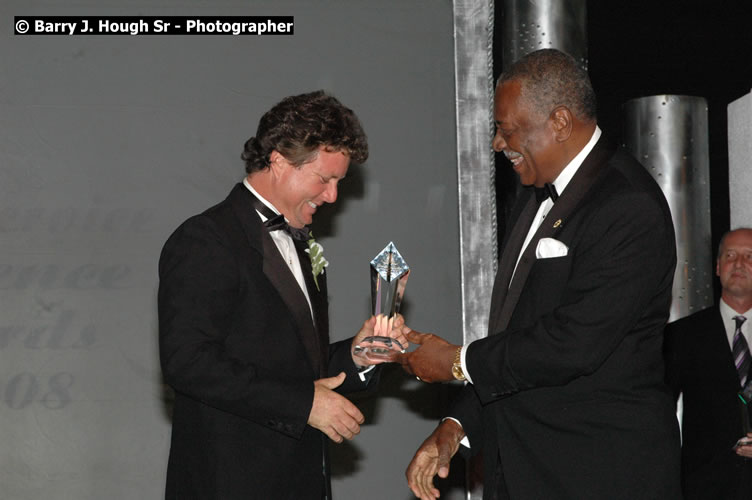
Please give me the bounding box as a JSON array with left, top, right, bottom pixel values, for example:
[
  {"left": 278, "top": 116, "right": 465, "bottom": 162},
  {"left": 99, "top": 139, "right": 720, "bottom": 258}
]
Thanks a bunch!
[
  {"left": 500, "top": 0, "right": 587, "bottom": 71},
  {"left": 623, "top": 95, "right": 713, "bottom": 321}
]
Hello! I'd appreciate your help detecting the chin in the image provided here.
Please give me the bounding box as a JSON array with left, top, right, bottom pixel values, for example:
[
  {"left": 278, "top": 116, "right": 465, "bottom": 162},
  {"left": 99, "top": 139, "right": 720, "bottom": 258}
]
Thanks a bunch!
[{"left": 518, "top": 177, "right": 535, "bottom": 187}]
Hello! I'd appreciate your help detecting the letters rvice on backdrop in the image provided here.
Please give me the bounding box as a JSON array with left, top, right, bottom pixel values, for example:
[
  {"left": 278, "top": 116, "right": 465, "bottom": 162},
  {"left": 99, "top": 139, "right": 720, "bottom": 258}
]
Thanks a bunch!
[
  {"left": 0, "top": 264, "right": 131, "bottom": 290},
  {"left": 0, "top": 206, "right": 155, "bottom": 233}
]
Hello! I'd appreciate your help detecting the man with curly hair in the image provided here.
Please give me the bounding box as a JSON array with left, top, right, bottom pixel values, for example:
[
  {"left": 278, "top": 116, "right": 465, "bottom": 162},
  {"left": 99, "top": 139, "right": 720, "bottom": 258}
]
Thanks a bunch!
[{"left": 158, "top": 91, "right": 405, "bottom": 499}]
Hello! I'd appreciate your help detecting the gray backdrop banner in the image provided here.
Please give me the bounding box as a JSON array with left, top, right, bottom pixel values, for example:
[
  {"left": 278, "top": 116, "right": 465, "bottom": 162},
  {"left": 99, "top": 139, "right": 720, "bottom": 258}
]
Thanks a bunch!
[{"left": 0, "top": 1, "right": 468, "bottom": 499}]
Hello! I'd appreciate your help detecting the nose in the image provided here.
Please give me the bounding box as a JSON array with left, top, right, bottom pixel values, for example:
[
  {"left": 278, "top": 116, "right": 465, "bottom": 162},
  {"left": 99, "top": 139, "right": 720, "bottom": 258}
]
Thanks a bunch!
[
  {"left": 322, "top": 181, "right": 338, "bottom": 204},
  {"left": 492, "top": 130, "right": 506, "bottom": 153}
]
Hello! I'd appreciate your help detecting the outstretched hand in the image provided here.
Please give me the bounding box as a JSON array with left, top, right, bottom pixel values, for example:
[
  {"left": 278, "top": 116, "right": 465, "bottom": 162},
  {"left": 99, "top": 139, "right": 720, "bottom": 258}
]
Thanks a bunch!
[
  {"left": 351, "top": 314, "right": 411, "bottom": 366},
  {"left": 736, "top": 433, "right": 752, "bottom": 458},
  {"left": 308, "top": 372, "right": 365, "bottom": 443},
  {"left": 399, "top": 330, "right": 459, "bottom": 383},
  {"left": 406, "top": 419, "right": 465, "bottom": 500}
]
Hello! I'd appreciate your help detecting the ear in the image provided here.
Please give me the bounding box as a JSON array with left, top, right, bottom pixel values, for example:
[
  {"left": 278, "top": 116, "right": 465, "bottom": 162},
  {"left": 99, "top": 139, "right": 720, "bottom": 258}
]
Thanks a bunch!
[
  {"left": 549, "top": 106, "right": 573, "bottom": 142},
  {"left": 716, "top": 259, "right": 721, "bottom": 277},
  {"left": 268, "top": 150, "right": 288, "bottom": 175}
]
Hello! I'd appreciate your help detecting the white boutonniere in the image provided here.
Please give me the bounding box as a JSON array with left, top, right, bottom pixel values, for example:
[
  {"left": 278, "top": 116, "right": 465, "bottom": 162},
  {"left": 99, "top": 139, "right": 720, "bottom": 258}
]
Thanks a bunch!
[{"left": 305, "top": 232, "right": 328, "bottom": 291}]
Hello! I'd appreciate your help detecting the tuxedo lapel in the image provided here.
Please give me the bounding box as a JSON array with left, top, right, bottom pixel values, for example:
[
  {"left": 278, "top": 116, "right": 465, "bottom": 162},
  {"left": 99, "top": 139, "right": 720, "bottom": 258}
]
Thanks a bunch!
[
  {"left": 261, "top": 235, "right": 323, "bottom": 377},
  {"left": 488, "top": 194, "right": 539, "bottom": 334},
  {"left": 532, "top": 139, "right": 615, "bottom": 241},
  {"left": 708, "top": 309, "right": 744, "bottom": 389},
  {"left": 227, "top": 184, "right": 323, "bottom": 377},
  {"left": 493, "top": 138, "right": 616, "bottom": 332},
  {"left": 294, "top": 239, "right": 330, "bottom": 377}
]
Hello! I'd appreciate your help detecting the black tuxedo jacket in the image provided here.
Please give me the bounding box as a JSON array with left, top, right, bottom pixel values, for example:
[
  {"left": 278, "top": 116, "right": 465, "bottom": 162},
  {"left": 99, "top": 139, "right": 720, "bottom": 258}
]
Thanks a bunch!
[
  {"left": 665, "top": 305, "right": 752, "bottom": 499},
  {"left": 158, "top": 184, "right": 374, "bottom": 499},
  {"left": 450, "top": 138, "right": 681, "bottom": 499}
]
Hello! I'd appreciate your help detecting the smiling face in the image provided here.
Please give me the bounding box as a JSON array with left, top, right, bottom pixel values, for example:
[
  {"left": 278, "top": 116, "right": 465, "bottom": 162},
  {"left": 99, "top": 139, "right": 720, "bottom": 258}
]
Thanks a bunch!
[
  {"left": 270, "top": 147, "right": 350, "bottom": 228},
  {"left": 717, "top": 229, "right": 752, "bottom": 309},
  {"left": 492, "top": 80, "right": 562, "bottom": 187}
]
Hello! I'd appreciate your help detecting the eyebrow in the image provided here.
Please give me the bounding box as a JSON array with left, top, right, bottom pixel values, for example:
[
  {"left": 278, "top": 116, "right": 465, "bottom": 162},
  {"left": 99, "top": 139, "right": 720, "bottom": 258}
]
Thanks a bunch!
[{"left": 318, "top": 172, "right": 346, "bottom": 181}]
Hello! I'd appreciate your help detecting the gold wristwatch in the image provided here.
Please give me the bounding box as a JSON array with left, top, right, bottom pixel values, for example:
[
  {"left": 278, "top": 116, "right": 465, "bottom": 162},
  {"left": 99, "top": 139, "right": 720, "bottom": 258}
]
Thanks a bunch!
[{"left": 451, "top": 346, "right": 466, "bottom": 381}]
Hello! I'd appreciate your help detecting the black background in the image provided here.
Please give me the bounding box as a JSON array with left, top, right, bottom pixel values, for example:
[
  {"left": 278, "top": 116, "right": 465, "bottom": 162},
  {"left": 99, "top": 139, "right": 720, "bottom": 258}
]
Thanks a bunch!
[{"left": 494, "top": 0, "right": 752, "bottom": 274}]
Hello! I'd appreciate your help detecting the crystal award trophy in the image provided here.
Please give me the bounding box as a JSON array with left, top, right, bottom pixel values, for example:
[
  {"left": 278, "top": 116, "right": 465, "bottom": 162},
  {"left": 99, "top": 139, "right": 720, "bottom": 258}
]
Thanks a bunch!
[{"left": 352, "top": 242, "right": 410, "bottom": 363}]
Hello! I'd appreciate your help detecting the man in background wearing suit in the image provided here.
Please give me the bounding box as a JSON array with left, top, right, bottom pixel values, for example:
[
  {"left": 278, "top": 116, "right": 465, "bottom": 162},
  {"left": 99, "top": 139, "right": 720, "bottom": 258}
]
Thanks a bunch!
[
  {"left": 400, "top": 49, "right": 681, "bottom": 499},
  {"left": 665, "top": 228, "right": 752, "bottom": 499},
  {"left": 158, "top": 91, "right": 406, "bottom": 499}
]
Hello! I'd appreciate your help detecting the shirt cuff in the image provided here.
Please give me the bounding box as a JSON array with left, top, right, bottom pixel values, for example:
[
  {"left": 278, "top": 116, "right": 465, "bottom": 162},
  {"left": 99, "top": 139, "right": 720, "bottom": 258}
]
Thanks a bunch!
[
  {"left": 357, "top": 364, "right": 376, "bottom": 382},
  {"left": 443, "top": 417, "right": 470, "bottom": 448},
  {"left": 461, "top": 344, "right": 474, "bottom": 385}
]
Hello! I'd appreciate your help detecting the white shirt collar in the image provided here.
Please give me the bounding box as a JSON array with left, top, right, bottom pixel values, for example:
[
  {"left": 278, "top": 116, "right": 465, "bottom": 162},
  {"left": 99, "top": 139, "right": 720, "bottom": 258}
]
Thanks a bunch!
[
  {"left": 551, "top": 125, "right": 601, "bottom": 196},
  {"left": 720, "top": 298, "right": 752, "bottom": 322},
  {"left": 720, "top": 298, "right": 752, "bottom": 348}
]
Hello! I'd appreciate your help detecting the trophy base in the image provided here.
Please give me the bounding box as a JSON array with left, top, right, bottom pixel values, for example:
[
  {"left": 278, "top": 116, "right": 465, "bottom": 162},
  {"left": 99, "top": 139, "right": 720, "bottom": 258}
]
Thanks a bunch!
[{"left": 352, "top": 336, "right": 405, "bottom": 364}]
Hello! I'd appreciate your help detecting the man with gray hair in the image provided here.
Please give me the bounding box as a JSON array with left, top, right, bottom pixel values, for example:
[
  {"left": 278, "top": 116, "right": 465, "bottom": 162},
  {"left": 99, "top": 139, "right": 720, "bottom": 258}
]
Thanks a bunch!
[{"left": 401, "top": 49, "right": 681, "bottom": 499}]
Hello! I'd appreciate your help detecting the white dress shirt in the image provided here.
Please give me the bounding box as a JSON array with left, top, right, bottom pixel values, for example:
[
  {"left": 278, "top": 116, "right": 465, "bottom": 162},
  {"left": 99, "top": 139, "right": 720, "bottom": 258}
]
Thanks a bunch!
[
  {"left": 243, "top": 178, "right": 313, "bottom": 317},
  {"left": 510, "top": 127, "right": 602, "bottom": 282},
  {"left": 720, "top": 299, "right": 752, "bottom": 350}
]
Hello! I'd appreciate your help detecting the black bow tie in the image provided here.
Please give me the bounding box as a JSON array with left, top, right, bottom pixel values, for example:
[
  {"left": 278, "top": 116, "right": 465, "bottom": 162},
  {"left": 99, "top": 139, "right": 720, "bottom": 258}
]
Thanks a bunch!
[
  {"left": 246, "top": 188, "right": 311, "bottom": 241},
  {"left": 264, "top": 214, "right": 311, "bottom": 241},
  {"left": 534, "top": 183, "right": 559, "bottom": 203}
]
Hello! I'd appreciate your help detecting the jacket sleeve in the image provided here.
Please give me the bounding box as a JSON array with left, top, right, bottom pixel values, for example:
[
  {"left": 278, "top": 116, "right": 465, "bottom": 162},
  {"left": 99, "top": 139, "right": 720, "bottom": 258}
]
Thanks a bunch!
[
  {"left": 447, "top": 384, "right": 485, "bottom": 458},
  {"left": 663, "top": 319, "right": 683, "bottom": 401},
  {"left": 328, "top": 337, "right": 382, "bottom": 394}
]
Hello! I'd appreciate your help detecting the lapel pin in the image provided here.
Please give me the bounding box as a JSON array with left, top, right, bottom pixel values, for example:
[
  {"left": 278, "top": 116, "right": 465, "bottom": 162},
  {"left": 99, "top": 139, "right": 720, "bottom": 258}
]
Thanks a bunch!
[{"left": 553, "top": 219, "right": 562, "bottom": 228}]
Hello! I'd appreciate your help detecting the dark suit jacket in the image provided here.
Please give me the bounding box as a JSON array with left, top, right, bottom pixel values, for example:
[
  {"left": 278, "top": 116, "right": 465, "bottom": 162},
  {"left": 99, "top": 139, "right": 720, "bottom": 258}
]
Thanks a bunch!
[
  {"left": 450, "top": 138, "right": 682, "bottom": 499},
  {"left": 665, "top": 305, "right": 752, "bottom": 499},
  {"left": 158, "top": 184, "right": 374, "bottom": 499}
]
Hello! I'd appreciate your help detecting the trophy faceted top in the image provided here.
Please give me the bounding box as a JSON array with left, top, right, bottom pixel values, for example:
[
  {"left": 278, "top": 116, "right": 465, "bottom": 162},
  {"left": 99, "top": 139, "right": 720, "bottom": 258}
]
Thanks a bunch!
[
  {"left": 370, "top": 242, "right": 410, "bottom": 318},
  {"left": 370, "top": 241, "right": 410, "bottom": 282}
]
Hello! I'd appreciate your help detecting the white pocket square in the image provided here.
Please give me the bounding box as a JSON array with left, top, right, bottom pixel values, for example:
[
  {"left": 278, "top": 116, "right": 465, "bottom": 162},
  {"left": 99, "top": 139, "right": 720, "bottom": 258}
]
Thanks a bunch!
[{"left": 536, "top": 237, "right": 568, "bottom": 259}]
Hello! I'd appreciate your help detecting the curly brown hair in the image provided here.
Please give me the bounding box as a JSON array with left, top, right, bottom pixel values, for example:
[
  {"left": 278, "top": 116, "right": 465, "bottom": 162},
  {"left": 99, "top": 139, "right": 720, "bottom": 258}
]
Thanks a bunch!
[{"left": 241, "top": 90, "right": 368, "bottom": 173}]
